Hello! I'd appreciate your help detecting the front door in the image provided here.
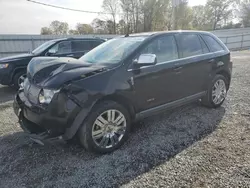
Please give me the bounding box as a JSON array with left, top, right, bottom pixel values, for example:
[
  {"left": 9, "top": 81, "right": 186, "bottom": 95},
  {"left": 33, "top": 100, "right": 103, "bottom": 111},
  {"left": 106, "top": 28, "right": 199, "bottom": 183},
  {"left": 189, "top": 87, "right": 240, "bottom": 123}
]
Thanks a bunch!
[{"left": 131, "top": 35, "right": 180, "bottom": 112}]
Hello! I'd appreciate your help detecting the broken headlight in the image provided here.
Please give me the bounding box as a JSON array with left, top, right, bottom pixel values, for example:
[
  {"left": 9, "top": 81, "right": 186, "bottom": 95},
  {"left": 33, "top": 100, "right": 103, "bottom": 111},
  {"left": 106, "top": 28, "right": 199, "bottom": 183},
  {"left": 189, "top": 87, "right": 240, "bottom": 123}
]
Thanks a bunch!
[{"left": 38, "top": 89, "right": 60, "bottom": 104}]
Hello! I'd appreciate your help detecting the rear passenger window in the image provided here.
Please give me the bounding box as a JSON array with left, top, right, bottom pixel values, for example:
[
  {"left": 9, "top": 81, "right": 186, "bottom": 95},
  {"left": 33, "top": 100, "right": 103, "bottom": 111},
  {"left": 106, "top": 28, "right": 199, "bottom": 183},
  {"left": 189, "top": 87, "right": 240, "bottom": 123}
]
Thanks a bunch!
[
  {"left": 72, "top": 41, "right": 91, "bottom": 52},
  {"left": 178, "top": 34, "right": 203, "bottom": 58},
  {"left": 141, "top": 35, "right": 178, "bottom": 63},
  {"left": 202, "top": 35, "right": 224, "bottom": 52}
]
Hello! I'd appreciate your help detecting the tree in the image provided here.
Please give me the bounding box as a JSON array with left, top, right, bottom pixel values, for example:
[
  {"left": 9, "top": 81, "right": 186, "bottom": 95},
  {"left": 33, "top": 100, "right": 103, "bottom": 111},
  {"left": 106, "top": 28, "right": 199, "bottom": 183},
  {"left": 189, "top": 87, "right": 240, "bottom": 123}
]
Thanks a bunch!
[
  {"left": 102, "top": 0, "right": 120, "bottom": 34},
  {"left": 192, "top": 5, "right": 212, "bottom": 30},
  {"left": 175, "top": 1, "right": 193, "bottom": 30},
  {"left": 206, "top": 0, "right": 234, "bottom": 30},
  {"left": 49, "top": 20, "right": 69, "bottom": 35},
  {"left": 120, "top": 0, "right": 172, "bottom": 33},
  {"left": 239, "top": 1, "right": 250, "bottom": 27},
  {"left": 68, "top": 29, "right": 79, "bottom": 35},
  {"left": 91, "top": 18, "right": 108, "bottom": 34},
  {"left": 76, "top": 23, "right": 94, "bottom": 34},
  {"left": 40, "top": 20, "right": 69, "bottom": 35},
  {"left": 152, "top": 0, "right": 171, "bottom": 31},
  {"left": 117, "top": 19, "right": 127, "bottom": 34},
  {"left": 40, "top": 27, "right": 52, "bottom": 35}
]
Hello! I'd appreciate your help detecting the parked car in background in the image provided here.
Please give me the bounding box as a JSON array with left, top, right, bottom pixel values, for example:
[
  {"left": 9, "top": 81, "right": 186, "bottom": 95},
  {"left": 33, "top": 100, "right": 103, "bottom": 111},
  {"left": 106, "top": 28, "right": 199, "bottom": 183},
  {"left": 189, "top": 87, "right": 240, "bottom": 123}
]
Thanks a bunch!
[
  {"left": 0, "top": 37, "right": 105, "bottom": 88},
  {"left": 13, "top": 31, "right": 232, "bottom": 154}
]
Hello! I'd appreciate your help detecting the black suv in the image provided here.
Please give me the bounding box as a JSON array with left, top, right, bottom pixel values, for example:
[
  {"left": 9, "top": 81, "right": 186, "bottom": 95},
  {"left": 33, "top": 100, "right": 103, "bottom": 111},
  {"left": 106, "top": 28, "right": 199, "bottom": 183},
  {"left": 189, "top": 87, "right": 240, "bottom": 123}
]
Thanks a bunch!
[
  {"left": 0, "top": 37, "right": 104, "bottom": 88},
  {"left": 13, "top": 31, "right": 232, "bottom": 153}
]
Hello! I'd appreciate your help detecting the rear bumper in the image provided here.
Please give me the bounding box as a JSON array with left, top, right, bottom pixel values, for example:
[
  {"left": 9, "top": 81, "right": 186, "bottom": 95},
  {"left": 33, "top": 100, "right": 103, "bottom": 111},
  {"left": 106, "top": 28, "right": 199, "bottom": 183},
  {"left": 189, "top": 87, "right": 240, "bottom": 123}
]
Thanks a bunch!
[{"left": 13, "top": 91, "right": 81, "bottom": 139}]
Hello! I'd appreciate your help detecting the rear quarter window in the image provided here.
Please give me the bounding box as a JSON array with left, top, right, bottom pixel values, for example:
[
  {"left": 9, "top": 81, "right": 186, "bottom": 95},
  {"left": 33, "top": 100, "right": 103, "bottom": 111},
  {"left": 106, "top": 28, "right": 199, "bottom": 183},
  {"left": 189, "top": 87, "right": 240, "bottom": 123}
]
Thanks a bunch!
[{"left": 202, "top": 35, "right": 224, "bottom": 52}]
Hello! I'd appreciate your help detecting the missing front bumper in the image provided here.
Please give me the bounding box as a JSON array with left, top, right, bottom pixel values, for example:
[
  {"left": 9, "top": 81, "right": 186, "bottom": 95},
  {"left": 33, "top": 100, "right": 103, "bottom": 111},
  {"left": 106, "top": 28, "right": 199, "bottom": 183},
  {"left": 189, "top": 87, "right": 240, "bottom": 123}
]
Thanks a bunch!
[{"left": 14, "top": 96, "right": 64, "bottom": 145}]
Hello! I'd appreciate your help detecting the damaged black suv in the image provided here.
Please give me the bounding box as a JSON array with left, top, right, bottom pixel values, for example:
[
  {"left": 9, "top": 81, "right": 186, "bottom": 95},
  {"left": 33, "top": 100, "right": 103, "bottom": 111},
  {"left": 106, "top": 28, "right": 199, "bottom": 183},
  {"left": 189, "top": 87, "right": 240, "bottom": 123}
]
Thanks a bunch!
[{"left": 13, "top": 31, "right": 232, "bottom": 153}]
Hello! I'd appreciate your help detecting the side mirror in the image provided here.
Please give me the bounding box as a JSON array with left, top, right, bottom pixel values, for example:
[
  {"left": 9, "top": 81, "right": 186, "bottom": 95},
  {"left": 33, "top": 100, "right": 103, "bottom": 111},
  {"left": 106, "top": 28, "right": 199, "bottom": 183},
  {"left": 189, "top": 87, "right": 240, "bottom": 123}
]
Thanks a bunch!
[
  {"left": 46, "top": 48, "right": 57, "bottom": 56},
  {"left": 135, "top": 54, "right": 157, "bottom": 67}
]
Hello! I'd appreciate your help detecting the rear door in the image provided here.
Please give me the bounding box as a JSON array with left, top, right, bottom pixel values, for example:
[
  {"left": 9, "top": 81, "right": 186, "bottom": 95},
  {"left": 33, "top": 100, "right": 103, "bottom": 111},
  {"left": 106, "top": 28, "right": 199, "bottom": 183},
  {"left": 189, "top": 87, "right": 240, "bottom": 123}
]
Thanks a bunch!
[
  {"left": 71, "top": 40, "right": 92, "bottom": 58},
  {"left": 173, "top": 33, "right": 212, "bottom": 99}
]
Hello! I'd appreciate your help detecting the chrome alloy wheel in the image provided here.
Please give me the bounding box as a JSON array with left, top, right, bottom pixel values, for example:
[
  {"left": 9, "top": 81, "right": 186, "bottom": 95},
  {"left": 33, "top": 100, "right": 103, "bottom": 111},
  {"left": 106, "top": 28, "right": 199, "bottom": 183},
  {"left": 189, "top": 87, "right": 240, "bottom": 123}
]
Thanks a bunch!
[
  {"left": 212, "top": 79, "right": 227, "bottom": 105},
  {"left": 92, "top": 109, "right": 127, "bottom": 149}
]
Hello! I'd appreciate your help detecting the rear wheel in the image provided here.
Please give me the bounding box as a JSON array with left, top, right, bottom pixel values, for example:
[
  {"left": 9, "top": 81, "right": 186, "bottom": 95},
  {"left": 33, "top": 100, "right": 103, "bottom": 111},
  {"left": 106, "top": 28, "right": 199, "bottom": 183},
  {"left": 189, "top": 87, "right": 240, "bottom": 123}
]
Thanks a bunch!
[
  {"left": 13, "top": 70, "right": 26, "bottom": 89},
  {"left": 202, "top": 74, "right": 228, "bottom": 108},
  {"left": 78, "top": 101, "right": 131, "bottom": 154}
]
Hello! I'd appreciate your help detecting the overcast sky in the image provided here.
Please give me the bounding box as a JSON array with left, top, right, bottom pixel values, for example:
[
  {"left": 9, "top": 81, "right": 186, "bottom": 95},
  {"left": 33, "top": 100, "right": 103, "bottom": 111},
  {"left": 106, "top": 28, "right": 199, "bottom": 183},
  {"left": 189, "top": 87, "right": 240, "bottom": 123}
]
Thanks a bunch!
[{"left": 0, "top": 0, "right": 207, "bottom": 34}]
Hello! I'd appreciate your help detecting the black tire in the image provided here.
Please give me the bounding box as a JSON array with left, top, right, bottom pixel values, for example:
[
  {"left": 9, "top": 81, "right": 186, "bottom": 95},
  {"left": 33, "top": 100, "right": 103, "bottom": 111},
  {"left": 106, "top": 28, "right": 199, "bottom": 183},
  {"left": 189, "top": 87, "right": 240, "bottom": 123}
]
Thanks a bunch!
[
  {"left": 78, "top": 101, "right": 131, "bottom": 154},
  {"left": 202, "top": 74, "right": 229, "bottom": 108},
  {"left": 13, "top": 70, "right": 26, "bottom": 89}
]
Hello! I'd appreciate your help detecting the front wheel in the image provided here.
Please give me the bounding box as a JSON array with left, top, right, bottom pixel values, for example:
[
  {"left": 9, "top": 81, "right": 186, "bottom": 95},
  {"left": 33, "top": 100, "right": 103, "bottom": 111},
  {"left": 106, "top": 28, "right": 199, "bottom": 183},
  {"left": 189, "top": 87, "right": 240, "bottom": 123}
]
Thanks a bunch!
[
  {"left": 13, "top": 71, "right": 26, "bottom": 89},
  {"left": 78, "top": 101, "right": 131, "bottom": 154},
  {"left": 202, "top": 74, "right": 229, "bottom": 108}
]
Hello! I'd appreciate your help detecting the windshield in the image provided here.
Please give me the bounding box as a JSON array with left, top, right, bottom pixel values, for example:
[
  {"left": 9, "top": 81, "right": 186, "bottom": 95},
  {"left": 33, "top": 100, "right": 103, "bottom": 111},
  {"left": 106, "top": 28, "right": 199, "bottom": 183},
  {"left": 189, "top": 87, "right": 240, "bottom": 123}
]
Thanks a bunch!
[
  {"left": 32, "top": 40, "right": 57, "bottom": 54},
  {"left": 79, "top": 37, "right": 146, "bottom": 64}
]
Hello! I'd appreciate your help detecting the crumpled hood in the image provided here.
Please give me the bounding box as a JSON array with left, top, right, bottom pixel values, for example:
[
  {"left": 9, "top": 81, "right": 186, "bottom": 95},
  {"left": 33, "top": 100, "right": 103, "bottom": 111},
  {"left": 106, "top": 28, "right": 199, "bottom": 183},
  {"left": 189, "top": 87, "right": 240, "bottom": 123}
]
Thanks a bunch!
[
  {"left": 0, "top": 53, "right": 34, "bottom": 62},
  {"left": 27, "top": 57, "right": 107, "bottom": 88}
]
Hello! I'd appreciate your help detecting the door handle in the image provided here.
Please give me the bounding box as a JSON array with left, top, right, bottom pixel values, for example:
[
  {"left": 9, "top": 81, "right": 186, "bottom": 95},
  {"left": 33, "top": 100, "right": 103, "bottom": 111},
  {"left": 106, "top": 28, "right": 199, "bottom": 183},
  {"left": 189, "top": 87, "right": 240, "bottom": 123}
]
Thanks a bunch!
[
  {"left": 174, "top": 66, "right": 183, "bottom": 71},
  {"left": 66, "top": 54, "right": 74, "bottom": 57},
  {"left": 208, "top": 59, "right": 215, "bottom": 63}
]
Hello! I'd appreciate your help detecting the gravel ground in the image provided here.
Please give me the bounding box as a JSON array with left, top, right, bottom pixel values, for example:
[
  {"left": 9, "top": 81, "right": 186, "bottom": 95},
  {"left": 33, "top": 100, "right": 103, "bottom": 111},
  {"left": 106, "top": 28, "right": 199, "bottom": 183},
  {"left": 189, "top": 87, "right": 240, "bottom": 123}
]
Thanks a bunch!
[{"left": 0, "top": 51, "right": 249, "bottom": 188}]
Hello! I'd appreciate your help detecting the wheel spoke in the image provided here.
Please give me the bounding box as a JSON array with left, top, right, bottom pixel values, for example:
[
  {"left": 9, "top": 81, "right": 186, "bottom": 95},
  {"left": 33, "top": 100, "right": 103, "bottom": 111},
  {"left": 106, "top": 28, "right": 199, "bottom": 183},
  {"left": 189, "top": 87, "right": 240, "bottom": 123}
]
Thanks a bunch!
[
  {"left": 95, "top": 119, "right": 106, "bottom": 128},
  {"left": 97, "top": 116, "right": 108, "bottom": 126},
  {"left": 212, "top": 90, "right": 216, "bottom": 97},
  {"left": 117, "top": 116, "right": 125, "bottom": 125},
  {"left": 214, "top": 81, "right": 219, "bottom": 89},
  {"left": 92, "top": 129, "right": 104, "bottom": 139},
  {"left": 215, "top": 95, "right": 219, "bottom": 104},
  {"left": 100, "top": 136, "right": 109, "bottom": 148},
  {"left": 218, "top": 81, "right": 224, "bottom": 91},
  {"left": 111, "top": 110, "right": 116, "bottom": 122},
  {"left": 114, "top": 114, "right": 122, "bottom": 124},
  {"left": 107, "top": 110, "right": 116, "bottom": 122},
  {"left": 107, "top": 110, "right": 111, "bottom": 121},
  {"left": 110, "top": 135, "right": 117, "bottom": 146}
]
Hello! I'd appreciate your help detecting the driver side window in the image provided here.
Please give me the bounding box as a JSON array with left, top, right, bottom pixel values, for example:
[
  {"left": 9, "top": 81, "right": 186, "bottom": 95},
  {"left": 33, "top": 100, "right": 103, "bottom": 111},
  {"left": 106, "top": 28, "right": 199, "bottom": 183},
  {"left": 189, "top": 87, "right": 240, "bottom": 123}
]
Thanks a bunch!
[
  {"left": 140, "top": 35, "right": 178, "bottom": 63},
  {"left": 49, "top": 41, "right": 72, "bottom": 54}
]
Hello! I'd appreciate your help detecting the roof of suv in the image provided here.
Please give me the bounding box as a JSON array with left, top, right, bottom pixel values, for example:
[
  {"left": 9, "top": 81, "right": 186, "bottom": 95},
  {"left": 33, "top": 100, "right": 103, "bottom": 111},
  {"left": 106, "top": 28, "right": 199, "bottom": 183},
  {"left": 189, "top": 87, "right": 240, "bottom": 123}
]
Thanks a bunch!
[
  {"left": 51, "top": 37, "right": 105, "bottom": 42},
  {"left": 128, "top": 30, "right": 212, "bottom": 37}
]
